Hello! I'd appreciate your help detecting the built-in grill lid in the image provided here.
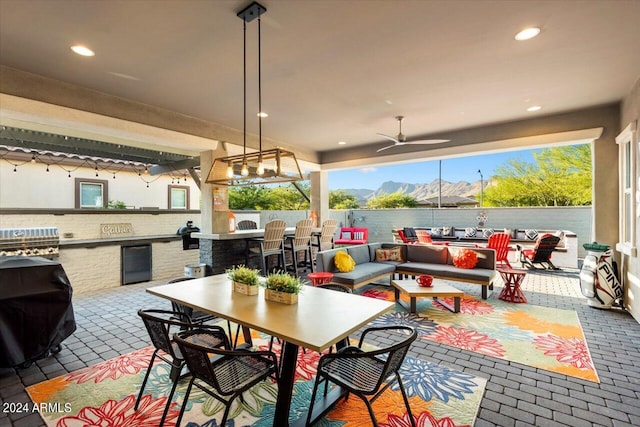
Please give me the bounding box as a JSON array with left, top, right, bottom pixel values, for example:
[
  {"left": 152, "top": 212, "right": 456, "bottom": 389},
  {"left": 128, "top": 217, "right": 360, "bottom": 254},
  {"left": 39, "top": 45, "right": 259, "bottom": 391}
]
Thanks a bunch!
[{"left": 0, "top": 227, "right": 60, "bottom": 258}]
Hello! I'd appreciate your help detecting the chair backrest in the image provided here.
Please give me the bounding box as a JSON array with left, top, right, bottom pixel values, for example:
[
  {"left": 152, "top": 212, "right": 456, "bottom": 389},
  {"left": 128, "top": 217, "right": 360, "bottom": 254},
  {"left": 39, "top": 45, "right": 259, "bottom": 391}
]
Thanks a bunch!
[
  {"left": 403, "top": 227, "right": 419, "bottom": 242},
  {"left": 316, "top": 283, "right": 352, "bottom": 293},
  {"left": 138, "top": 309, "right": 190, "bottom": 359},
  {"left": 262, "top": 219, "right": 287, "bottom": 252},
  {"left": 318, "top": 219, "right": 338, "bottom": 250},
  {"left": 487, "top": 233, "right": 510, "bottom": 261},
  {"left": 237, "top": 220, "right": 258, "bottom": 230},
  {"left": 415, "top": 230, "right": 433, "bottom": 244},
  {"left": 167, "top": 277, "right": 195, "bottom": 316},
  {"left": 173, "top": 329, "right": 231, "bottom": 393},
  {"left": 531, "top": 234, "right": 561, "bottom": 262},
  {"left": 292, "top": 218, "right": 313, "bottom": 249},
  {"left": 351, "top": 326, "right": 417, "bottom": 393}
]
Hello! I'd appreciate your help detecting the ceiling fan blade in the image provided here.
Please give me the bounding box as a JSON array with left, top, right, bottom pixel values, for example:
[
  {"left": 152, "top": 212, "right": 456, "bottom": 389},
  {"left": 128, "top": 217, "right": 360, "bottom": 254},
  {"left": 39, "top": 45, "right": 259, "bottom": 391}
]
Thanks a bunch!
[
  {"left": 376, "top": 144, "right": 397, "bottom": 153},
  {"left": 403, "top": 139, "right": 451, "bottom": 145},
  {"left": 376, "top": 132, "right": 400, "bottom": 144}
]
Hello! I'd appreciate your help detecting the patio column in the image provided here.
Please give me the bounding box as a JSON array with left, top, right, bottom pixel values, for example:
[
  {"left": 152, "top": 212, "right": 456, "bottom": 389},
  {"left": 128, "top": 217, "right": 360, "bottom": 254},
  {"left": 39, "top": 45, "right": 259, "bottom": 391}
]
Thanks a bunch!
[
  {"left": 310, "top": 171, "right": 329, "bottom": 224},
  {"left": 200, "top": 145, "right": 230, "bottom": 234}
]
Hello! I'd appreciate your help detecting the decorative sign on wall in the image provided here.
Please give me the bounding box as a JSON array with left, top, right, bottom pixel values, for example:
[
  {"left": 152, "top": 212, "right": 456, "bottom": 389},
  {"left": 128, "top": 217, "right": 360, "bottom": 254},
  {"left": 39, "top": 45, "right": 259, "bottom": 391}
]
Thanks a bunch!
[
  {"left": 213, "top": 187, "right": 228, "bottom": 209},
  {"left": 100, "top": 223, "right": 133, "bottom": 238}
]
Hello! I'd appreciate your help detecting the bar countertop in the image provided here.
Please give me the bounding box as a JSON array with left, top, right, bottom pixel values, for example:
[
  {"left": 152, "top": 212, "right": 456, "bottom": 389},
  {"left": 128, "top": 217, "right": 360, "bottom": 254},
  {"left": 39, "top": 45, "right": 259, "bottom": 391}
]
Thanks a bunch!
[{"left": 194, "top": 227, "right": 319, "bottom": 241}]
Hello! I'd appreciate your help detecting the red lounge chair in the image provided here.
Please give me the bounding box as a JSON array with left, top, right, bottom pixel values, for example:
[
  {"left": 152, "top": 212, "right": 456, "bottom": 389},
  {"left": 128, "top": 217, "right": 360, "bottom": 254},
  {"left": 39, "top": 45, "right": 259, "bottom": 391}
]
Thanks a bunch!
[
  {"left": 518, "top": 233, "right": 561, "bottom": 270},
  {"left": 486, "top": 233, "right": 512, "bottom": 269}
]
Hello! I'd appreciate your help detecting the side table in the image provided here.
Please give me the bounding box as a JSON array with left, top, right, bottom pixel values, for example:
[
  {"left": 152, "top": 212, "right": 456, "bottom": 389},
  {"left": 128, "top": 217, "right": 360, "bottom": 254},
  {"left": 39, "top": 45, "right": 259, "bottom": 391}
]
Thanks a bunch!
[
  {"left": 307, "top": 272, "right": 334, "bottom": 286},
  {"left": 498, "top": 268, "right": 527, "bottom": 303}
]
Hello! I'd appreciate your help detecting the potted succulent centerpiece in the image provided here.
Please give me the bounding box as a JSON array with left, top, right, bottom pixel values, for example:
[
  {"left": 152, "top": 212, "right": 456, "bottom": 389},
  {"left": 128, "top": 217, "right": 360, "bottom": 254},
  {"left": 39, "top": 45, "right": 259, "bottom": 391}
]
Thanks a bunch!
[
  {"left": 227, "top": 265, "right": 261, "bottom": 295},
  {"left": 263, "top": 271, "right": 305, "bottom": 304}
]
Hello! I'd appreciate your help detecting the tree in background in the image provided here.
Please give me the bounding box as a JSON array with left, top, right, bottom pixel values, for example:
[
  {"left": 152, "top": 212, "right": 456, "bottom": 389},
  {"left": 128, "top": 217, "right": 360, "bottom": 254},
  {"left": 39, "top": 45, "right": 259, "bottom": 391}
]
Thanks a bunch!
[
  {"left": 366, "top": 192, "right": 418, "bottom": 208},
  {"left": 228, "top": 185, "right": 274, "bottom": 210},
  {"left": 229, "top": 182, "right": 310, "bottom": 210},
  {"left": 483, "top": 144, "right": 592, "bottom": 206},
  {"left": 329, "top": 190, "right": 360, "bottom": 209}
]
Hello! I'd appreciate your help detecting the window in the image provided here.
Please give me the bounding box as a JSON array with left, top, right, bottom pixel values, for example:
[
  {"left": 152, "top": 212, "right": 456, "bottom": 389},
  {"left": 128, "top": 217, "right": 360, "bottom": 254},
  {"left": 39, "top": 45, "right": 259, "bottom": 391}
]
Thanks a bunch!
[
  {"left": 75, "top": 178, "right": 108, "bottom": 208},
  {"left": 169, "top": 185, "right": 190, "bottom": 209},
  {"left": 616, "top": 122, "right": 638, "bottom": 256}
]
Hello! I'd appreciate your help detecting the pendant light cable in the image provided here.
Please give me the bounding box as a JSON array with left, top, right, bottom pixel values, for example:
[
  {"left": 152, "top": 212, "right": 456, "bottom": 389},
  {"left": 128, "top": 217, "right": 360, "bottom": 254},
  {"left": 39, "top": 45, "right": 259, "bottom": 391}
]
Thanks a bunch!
[
  {"left": 257, "top": 14, "right": 264, "bottom": 175},
  {"left": 241, "top": 18, "right": 249, "bottom": 176}
]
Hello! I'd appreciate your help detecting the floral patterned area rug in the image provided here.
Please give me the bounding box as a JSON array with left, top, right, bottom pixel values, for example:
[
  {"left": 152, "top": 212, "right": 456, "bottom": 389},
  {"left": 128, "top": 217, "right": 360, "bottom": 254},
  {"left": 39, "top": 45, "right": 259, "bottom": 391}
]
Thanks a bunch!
[
  {"left": 27, "top": 334, "right": 486, "bottom": 427},
  {"left": 359, "top": 284, "right": 599, "bottom": 383}
]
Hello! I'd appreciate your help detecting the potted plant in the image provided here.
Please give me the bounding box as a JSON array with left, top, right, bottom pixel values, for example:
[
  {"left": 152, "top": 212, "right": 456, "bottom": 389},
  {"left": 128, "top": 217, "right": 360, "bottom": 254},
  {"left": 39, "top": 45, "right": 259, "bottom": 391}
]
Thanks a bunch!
[
  {"left": 227, "top": 265, "right": 261, "bottom": 295},
  {"left": 263, "top": 271, "right": 305, "bottom": 304}
]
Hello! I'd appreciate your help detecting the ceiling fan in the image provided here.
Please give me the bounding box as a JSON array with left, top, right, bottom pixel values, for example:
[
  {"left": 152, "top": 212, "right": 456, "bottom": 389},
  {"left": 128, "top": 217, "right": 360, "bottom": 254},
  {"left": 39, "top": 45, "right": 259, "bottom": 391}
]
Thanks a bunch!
[{"left": 376, "top": 116, "right": 450, "bottom": 152}]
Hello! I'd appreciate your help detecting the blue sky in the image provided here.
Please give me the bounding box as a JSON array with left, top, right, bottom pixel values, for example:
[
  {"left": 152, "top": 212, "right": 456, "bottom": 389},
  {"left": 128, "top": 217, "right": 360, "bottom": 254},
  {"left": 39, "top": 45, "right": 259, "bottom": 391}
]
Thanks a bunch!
[{"left": 328, "top": 148, "right": 541, "bottom": 190}]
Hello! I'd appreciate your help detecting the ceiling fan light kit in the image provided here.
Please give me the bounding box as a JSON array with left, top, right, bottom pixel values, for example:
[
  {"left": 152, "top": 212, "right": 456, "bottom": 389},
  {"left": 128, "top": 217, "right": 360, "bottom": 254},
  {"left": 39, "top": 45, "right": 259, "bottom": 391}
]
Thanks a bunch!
[
  {"left": 376, "top": 115, "right": 451, "bottom": 152},
  {"left": 206, "top": 1, "right": 303, "bottom": 186}
]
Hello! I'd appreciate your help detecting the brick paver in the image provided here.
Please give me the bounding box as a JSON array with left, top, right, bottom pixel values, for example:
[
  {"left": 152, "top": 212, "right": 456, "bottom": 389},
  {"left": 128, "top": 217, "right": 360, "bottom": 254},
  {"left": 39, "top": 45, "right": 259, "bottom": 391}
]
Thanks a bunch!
[{"left": 1, "top": 267, "right": 639, "bottom": 426}]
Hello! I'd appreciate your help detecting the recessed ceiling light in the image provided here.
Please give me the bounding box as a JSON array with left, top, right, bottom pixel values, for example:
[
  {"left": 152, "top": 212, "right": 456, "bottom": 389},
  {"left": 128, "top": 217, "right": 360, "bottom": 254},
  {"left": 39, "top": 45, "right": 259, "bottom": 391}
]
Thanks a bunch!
[
  {"left": 527, "top": 105, "right": 542, "bottom": 112},
  {"left": 338, "top": 141, "right": 347, "bottom": 145},
  {"left": 257, "top": 112, "right": 269, "bottom": 118},
  {"left": 71, "top": 45, "right": 95, "bottom": 56},
  {"left": 515, "top": 27, "right": 541, "bottom": 41}
]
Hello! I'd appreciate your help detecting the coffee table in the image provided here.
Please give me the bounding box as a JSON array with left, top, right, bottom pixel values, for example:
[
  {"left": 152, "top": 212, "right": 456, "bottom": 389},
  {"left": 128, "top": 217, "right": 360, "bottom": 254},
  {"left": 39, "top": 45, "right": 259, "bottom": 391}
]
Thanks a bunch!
[{"left": 391, "top": 278, "right": 464, "bottom": 313}]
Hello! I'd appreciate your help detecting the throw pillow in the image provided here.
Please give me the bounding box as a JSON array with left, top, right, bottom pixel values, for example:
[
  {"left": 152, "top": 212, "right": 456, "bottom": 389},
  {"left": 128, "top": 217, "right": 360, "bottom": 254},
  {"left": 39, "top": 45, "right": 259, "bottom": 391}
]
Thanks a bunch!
[
  {"left": 340, "top": 231, "right": 352, "bottom": 240},
  {"left": 525, "top": 229, "right": 538, "bottom": 240},
  {"left": 442, "top": 226, "right": 453, "bottom": 236},
  {"left": 431, "top": 227, "right": 443, "bottom": 237},
  {"left": 464, "top": 227, "right": 477, "bottom": 238},
  {"left": 375, "top": 246, "right": 405, "bottom": 262},
  {"left": 452, "top": 248, "right": 478, "bottom": 269},
  {"left": 482, "top": 228, "right": 494, "bottom": 238},
  {"left": 353, "top": 231, "right": 364, "bottom": 240},
  {"left": 335, "top": 250, "right": 355, "bottom": 273}
]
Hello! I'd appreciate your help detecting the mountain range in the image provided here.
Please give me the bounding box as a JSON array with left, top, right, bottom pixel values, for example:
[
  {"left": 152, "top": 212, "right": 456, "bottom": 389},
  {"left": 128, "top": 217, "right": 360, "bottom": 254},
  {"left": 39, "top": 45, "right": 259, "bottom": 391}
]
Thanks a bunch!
[{"left": 341, "top": 179, "right": 485, "bottom": 203}]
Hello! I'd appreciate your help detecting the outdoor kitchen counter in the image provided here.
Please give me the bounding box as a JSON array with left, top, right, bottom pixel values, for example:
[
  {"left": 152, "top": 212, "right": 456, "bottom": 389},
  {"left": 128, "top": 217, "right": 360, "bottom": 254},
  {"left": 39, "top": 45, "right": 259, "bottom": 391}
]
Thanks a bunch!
[
  {"left": 194, "top": 228, "right": 319, "bottom": 275},
  {"left": 59, "top": 234, "right": 180, "bottom": 248}
]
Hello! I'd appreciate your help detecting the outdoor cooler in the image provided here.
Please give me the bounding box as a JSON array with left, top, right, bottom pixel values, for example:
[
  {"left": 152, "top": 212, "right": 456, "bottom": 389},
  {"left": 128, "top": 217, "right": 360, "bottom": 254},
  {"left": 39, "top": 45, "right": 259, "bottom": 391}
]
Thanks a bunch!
[{"left": 0, "top": 256, "right": 76, "bottom": 368}]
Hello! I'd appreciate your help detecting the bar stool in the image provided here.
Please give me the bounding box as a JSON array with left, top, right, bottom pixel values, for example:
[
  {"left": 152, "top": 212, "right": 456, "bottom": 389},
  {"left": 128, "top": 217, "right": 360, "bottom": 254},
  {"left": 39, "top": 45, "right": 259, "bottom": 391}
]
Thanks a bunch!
[
  {"left": 284, "top": 218, "right": 314, "bottom": 276},
  {"left": 245, "top": 219, "right": 287, "bottom": 275},
  {"left": 498, "top": 268, "right": 527, "bottom": 303}
]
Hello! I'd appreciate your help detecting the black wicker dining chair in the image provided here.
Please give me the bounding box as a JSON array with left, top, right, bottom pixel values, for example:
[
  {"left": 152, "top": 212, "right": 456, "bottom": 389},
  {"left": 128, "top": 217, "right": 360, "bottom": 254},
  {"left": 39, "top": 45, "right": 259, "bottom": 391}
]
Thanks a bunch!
[
  {"left": 166, "top": 277, "right": 238, "bottom": 342},
  {"left": 306, "top": 325, "right": 418, "bottom": 427},
  {"left": 136, "top": 310, "right": 229, "bottom": 427},
  {"left": 173, "top": 328, "right": 279, "bottom": 427}
]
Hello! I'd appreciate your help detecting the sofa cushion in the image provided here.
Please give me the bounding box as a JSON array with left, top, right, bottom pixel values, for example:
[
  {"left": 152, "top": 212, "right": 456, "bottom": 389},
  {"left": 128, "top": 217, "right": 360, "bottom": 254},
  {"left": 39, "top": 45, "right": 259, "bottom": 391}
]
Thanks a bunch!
[
  {"left": 335, "top": 251, "right": 355, "bottom": 272},
  {"left": 452, "top": 248, "right": 478, "bottom": 269},
  {"left": 406, "top": 245, "right": 448, "bottom": 264},
  {"left": 332, "top": 262, "right": 396, "bottom": 286},
  {"left": 375, "top": 246, "right": 404, "bottom": 262},
  {"left": 482, "top": 228, "right": 494, "bottom": 238},
  {"left": 347, "top": 244, "right": 371, "bottom": 265}
]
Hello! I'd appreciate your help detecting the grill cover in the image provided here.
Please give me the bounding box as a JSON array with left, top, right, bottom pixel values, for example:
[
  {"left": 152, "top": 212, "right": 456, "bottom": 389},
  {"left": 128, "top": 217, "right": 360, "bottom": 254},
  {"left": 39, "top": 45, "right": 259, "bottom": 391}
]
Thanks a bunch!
[{"left": 0, "top": 256, "right": 76, "bottom": 368}]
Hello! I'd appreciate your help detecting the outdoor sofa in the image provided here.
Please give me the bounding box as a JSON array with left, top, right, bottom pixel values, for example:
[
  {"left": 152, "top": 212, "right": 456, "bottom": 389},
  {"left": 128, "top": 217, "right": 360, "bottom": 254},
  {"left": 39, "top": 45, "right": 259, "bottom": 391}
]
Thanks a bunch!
[
  {"left": 315, "top": 242, "right": 497, "bottom": 299},
  {"left": 393, "top": 227, "right": 578, "bottom": 268}
]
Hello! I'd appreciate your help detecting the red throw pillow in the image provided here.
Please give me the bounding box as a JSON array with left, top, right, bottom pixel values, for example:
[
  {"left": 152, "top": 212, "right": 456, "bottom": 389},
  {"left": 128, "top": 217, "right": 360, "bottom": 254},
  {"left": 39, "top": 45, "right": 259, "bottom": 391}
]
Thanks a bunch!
[{"left": 452, "top": 248, "right": 478, "bottom": 269}]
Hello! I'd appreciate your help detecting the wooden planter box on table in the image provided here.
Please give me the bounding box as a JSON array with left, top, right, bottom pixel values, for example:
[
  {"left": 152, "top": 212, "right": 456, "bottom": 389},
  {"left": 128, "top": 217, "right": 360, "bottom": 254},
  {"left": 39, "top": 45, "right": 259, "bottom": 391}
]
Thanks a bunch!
[
  {"left": 264, "top": 289, "right": 298, "bottom": 304},
  {"left": 233, "top": 281, "right": 259, "bottom": 295}
]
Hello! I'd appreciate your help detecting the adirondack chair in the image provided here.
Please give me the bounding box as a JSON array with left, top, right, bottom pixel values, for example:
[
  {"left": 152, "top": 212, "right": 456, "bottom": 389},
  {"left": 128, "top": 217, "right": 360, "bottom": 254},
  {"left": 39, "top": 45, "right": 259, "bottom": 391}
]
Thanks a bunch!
[
  {"left": 415, "top": 230, "right": 433, "bottom": 244},
  {"left": 487, "top": 233, "right": 512, "bottom": 269},
  {"left": 517, "top": 233, "right": 561, "bottom": 270}
]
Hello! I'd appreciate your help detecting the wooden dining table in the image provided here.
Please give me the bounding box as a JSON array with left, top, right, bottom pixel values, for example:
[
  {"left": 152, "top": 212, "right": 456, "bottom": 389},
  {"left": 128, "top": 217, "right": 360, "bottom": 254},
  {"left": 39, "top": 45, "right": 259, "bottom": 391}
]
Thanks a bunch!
[{"left": 146, "top": 274, "right": 394, "bottom": 427}]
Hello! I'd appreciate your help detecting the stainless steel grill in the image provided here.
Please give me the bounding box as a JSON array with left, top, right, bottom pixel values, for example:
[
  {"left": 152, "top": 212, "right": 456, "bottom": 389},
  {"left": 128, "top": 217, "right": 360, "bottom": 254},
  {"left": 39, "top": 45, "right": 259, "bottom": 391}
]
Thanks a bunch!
[{"left": 0, "top": 227, "right": 60, "bottom": 258}]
